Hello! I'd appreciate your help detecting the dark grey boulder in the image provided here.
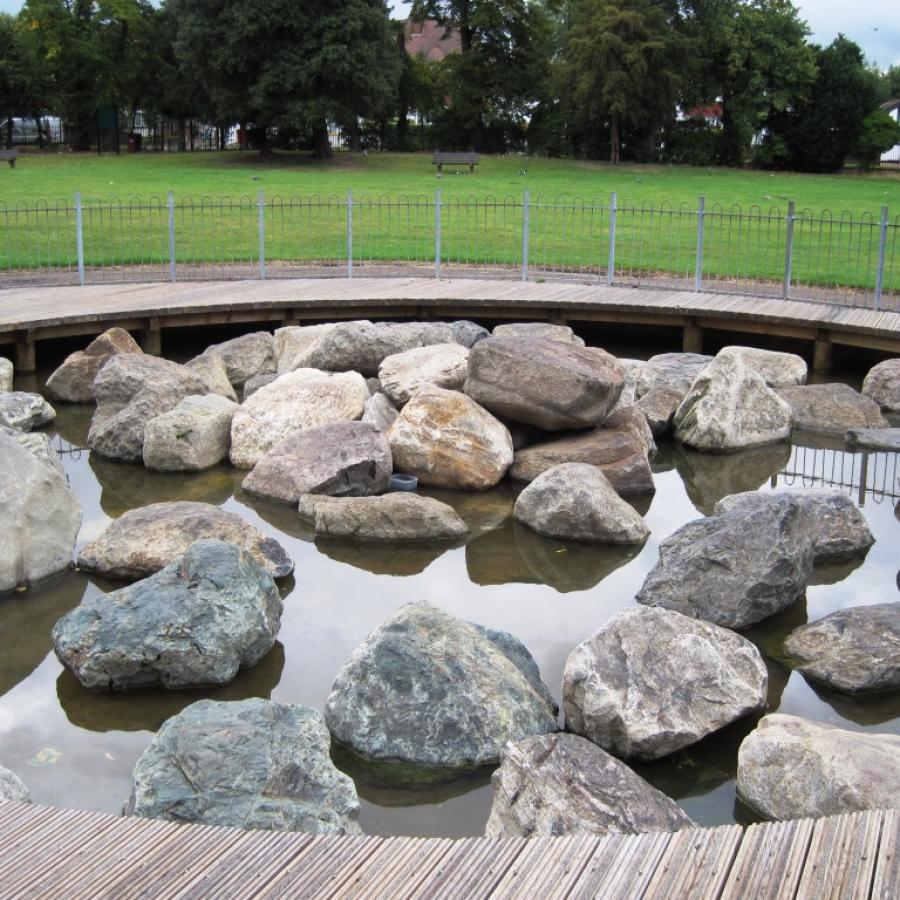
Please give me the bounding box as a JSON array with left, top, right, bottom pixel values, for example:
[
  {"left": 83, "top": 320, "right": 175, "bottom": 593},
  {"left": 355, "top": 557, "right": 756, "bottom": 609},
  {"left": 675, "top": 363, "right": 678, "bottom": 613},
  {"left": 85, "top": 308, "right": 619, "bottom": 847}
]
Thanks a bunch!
[
  {"left": 451, "top": 320, "right": 490, "bottom": 347},
  {"left": 777, "top": 383, "right": 888, "bottom": 435},
  {"left": 0, "top": 391, "right": 56, "bottom": 432},
  {"left": 207, "top": 332, "right": 275, "bottom": 387},
  {"left": 0, "top": 763, "right": 30, "bottom": 802}
]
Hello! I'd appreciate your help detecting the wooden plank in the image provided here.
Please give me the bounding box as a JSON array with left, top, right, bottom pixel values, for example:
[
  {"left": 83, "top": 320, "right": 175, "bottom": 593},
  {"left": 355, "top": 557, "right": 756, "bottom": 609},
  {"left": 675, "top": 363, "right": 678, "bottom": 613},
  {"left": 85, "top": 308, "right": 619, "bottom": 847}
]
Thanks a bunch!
[
  {"left": 414, "top": 837, "right": 528, "bottom": 899},
  {"left": 871, "top": 809, "right": 900, "bottom": 900},
  {"left": 489, "top": 835, "right": 601, "bottom": 900},
  {"left": 566, "top": 831, "right": 671, "bottom": 899}
]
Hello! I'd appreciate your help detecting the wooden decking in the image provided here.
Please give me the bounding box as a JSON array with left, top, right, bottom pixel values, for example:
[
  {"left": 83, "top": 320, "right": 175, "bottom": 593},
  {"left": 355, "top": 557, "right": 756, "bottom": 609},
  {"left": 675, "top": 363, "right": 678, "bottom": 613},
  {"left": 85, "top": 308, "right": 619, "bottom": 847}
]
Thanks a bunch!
[
  {"left": 1, "top": 279, "right": 899, "bottom": 372},
  {"left": 0, "top": 801, "right": 896, "bottom": 898}
]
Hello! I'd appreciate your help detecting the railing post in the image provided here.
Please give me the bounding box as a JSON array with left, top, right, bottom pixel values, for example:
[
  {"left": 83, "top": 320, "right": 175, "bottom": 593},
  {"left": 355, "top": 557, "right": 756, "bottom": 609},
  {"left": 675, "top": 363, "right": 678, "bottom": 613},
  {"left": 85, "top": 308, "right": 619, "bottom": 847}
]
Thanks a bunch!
[
  {"left": 167, "top": 191, "right": 176, "bottom": 283},
  {"left": 258, "top": 189, "right": 266, "bottom": 280},
  {"left": 783, "top": 200, "right": 796, "bottom": 300},
  {"left": 435, "top": 189, "right": 442, "bottom": 280},
  {"left": 607, "top": 192, "right": 617, "bottom": 287},
  {"left": 347, "top": 189, "right": 353, "bottom": 279},
  {"left": 874, "top": 205, "right": 889, "bottom": 312},
  {"left": 694, "top": 196, "right": 705, "bottom": 293},
  {"left": 75, "top": 192, "right": 85, "bottom": 287},
  {"left": 521, "top": 191, "right": 530, "bottom": 282}
]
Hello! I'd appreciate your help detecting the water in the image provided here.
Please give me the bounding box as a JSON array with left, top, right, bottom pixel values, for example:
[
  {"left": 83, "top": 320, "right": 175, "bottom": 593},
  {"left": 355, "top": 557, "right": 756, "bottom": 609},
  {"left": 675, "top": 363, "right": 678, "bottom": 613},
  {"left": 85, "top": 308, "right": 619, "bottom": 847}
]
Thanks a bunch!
[{"left": 1, "top": 381, "right": 898, "bottom": 838}]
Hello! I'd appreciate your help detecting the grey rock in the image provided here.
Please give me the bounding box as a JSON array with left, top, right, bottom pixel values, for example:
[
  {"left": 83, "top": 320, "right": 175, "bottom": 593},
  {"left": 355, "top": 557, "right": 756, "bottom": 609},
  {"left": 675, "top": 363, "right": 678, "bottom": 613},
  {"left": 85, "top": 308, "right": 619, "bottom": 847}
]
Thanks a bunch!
[
  {"left": 207, "top": 331, "right": 275, "bottom": 387},
  {"left": 862, "top": 358, "right": 900, "bottom": 412},
  {"left": 563, "top": 607, "right": 768, "bottom": 760},
  {"left": 465, "top": 337, "right": 625, "bottom": 431},
  {"left": 361, "top": 392, "right": 398, "bottom": 432},
  {"left": 242, "top": 372, "right": 279, "bottom": 399},
  {"left": 736, "top": 714, "right": 900, "bottom": 820},
  {"left": 143, "top": 394, "right": 239, "bottom": 472},
  {"left": 636, "top": 494, "right": 814, "bottom": 629},
  {"left": 127, "top": 698, "right": 361, "bottom": 834},
  {"left": 365, "top": 377, "right": 382, "bottom": 395},
  {"left": 784, "top": 604, "right": 900, "bottom": 694},
  {"left": 45, "top": 327, "right": 143, "bottom": 403},
  {"left": 450, "top": 320, "right": 490, "bottom": 347},
  {"left": 0, "top": 391, "right": 56, "bottom": 432},
  {"left": 0, "top": 357, "right": 12, "bottom": 392},
  {"left": 845, "top": 427, "right": 900, "bottom": 451},
  {"left": 243, "top": 421, "right": 392, "bottom": 503},
  {"left": 634, "top": 353, "right": 713, "bottom": 398},
  {"left": 0, "top": 425, "right": 64, "bottom": 473},
  {"left": 634, "top": 385, "right": 684, "bottom": 437},
  {"left": 54, "top": 539, "right": 282, "bottom": 690},
  {"left": 0, "top": 764, "right": 30, "bottom": 802},
  {"left": 298, "top": 493, "right": 469, "bottom": 542},
  {"left": 513, "top": 463, "right": 649, "bottom": 544},
  {"left": 491, "top": 322, "right": 585, "bottom": 345},
  {"left": 324, "top": 602, "right": 558, "bottom": 770},
  {"left": 378, "top": 343, "right": 469, "bottom": 405},
  {"left": 274, "top": 324, "right": 338, "bottom": 374},
  {"left": 777, "top": 383, "right": 888, "bottom": 435},
  {"left": 485, "top": 733, "right": 693, "bottom": 838},
  {"left": 184, "top": 350, "right": 239, "bottom": 402},
  {"left": 0, "top": 432, "right": 81, "bottom": 593},
  {"left": 77, "top": 501, "right": 292, "bottom": 580},
  {"left": 717, "top": 346, "right": 807, "bottom": 388}
]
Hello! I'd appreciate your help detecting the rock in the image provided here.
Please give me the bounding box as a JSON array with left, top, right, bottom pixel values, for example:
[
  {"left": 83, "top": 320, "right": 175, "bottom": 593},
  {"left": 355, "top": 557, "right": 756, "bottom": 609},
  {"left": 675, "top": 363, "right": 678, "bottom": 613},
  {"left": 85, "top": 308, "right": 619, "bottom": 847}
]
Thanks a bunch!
[
  {"left": 184, "top": 350, "right": 239, "bottom": 402},
  {"left": 0, "top": 357, "right": 12, "bottom": 391},
  {"left": 378, "top": 343, "right": 470, "bottom": 406},
  {"left": 674, "top": 353, "right": 792, "bottom": 450},
  {"left": 229, "top": 368, "right": 368, "bottom": 469},
  {"left": 242, "top": 373, "right": 279, "bottom": 399},
  {"left": 513, "top": 463, "right": 649, "bottom": 544},
  {"left": 714, "top": 490, "right": 874, "bottom": 562},
  {"left": 862, "top": 358, "right": 900, "bottom": 412},
  {"left": 243, "top": 422, "right": 392, "bottom": 503},
  {"left": 143, "top": 394, "right": 239, "bottom": 472},
  {"left": 365, "top": 377, "right": 382, "bottom": 395},
  {"left": 777, "top": 383, "right": 888, "bottom": 435},
  {"left": 451, "top": 320, "right": 490, "bottom": 347},
  {"left": 361, "top": 392, "right": 398, "bottom": 431},
  {"left": 563, "top": 607, "right": 768, "bottom": 760},
  {"left": 784, "top": 604, "right": 900, "bottom": 694},
  {"left": 492, "top": 322, "right": 585, "bottom": 345},
  {"left": 388, "top": 386, "right": 513, "bottom": 490},
  {"left": 298, "top": 493, "right": 469, "bottom": 542},
  {"left": 845, "top": 427, "right": 900, "bottom": 451},
  {"left": 736, "top": 714, "right": 900, "bottom": 820},
  {"left": 464, "top": 337, "right": 624, "bottom": 431},
  {"left": 127, "top": 698, "right": 361, "bottom": 834},
  {"left": 324, "top": 602, "right": 558, "bottom": 771},
  {"left": 207, "top": 332, "right": 275, "bottom": 387},
  {"left": 54, "top": 539, "right": 282, "bottom": 690},
  {"left": 87, "top": 355, "right": 207, "bottom": 462},
  {"left": 0, "top": 391, "right": 56, "bottom": 432},
  {"left": 274, "top": 323, "right": 338, "bottom": 374},
  {"left": 636, "top": 494, "right": 814, "bottom": 629},
  {"left": 76, "top": 501, "right": 292, "bottom": 580},
  {"left": 45, "top": 327, "right": 143, "bottom": 402},
  {"left": 634, "top": 353, "right": 713, "bottom": 398},
  {"left": 634, "top": 385, "right": 684, "bottom": 437},
  {"left": 717, "top": 346, "right": 807, "bottom": 387},
  {"left": 0, "top": 764, "right": 30, "bottom": 802},
  {"left": 509, "top": 407, "right": 655, "bottom": 496},
  {"left": 0, "top": 432, "right": 81, "bottom": 593},
  {"left": 485, "top": 733, "right": 693, "bottom": 838},
  {"left": 0, "top": 426, "right": 63, "bottom": 474}
]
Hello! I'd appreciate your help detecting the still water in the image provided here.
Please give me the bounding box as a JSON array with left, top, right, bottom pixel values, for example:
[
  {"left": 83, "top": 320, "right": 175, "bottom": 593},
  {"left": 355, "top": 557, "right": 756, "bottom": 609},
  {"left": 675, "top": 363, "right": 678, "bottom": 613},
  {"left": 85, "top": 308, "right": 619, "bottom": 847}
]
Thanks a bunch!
[{"left": 1, "top": 378, "right": 898, "bottom": 838}]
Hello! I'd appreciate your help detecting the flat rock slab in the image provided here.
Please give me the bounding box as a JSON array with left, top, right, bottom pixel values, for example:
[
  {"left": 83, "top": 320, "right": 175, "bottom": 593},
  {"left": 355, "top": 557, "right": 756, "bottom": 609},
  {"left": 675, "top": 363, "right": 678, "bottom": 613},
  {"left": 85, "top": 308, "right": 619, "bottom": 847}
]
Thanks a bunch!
[
  {"left": 563, "top": 607, "right": 768, "bottom": 760},
  {"left": 45, "top": 327, "right": 143, "bottom": 403},
  {"left": 777, "top": 383, "right": 888, "bottom": 435},
  {"left": 127, "top": 698, "right": 361, "bottom": 834},
  {"left": 635, "top": 353, "right": 713, "bottom": 397},
  {"left": 378, "top": 343, "right": 469, "bottom": 406},
  {"left": 784, "top": 603, "right": 900, "bottom": 694},
  {"left": 76, "top": 501, "right": 293, "bottom": 580},
  {"left": 54, "top": 539, "right": 282, "bottom": 690},
  {"left": 207, "top": 332, "right": 275, "bottom": 387},
  {"left": 0, "top": 764, "right": 29, "bottom": 802},
  {"left": 862, "top": 358, "right": 900, "bottom": 412},
  {"left": 0, "top": 392, "right": 56, "bottom": 432},
  {"left": 737, "top": 713, "right": 900, "bottom": 820},
  {"left": 717, "top": 346, "right": 807, "bottom": 387},
  {"left": 492, "top": 322, "right": 585, "bottom": 345},
  {"left": 845, "top": 427, "right": 900, "bottom": 451},
  {"left": 485, "top": 733, "right": 693, "bottom": 838}
]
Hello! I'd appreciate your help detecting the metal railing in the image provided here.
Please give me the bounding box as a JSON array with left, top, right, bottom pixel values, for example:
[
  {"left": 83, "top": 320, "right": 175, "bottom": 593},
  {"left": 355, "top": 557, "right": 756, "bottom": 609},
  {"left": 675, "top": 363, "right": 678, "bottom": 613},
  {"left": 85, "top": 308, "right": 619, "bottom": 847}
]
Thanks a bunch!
[{"left": 1, "top": 191, "right": 897, "bottom": 309}]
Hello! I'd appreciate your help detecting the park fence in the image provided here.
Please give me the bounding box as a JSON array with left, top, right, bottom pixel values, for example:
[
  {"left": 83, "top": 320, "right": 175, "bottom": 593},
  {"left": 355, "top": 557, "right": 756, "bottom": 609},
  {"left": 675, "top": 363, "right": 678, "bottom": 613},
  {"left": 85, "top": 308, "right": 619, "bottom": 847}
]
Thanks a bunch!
[{"left": 1, "top": 191, "right": 897, "bottom": 310}]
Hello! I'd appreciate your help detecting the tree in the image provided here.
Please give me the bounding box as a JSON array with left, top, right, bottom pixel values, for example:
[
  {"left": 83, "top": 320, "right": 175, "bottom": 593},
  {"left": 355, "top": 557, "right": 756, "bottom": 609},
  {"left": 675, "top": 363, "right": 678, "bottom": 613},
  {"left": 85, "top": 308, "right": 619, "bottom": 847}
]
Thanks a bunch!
[
  {"left": 853, "top": 109, "right": 900, "bottom": 167},
  {"left": 0, "top": 14, "right": 52, "bottom": 147},
  {"left": 874, "top": 65, "right": 900, "bottom": 104}
]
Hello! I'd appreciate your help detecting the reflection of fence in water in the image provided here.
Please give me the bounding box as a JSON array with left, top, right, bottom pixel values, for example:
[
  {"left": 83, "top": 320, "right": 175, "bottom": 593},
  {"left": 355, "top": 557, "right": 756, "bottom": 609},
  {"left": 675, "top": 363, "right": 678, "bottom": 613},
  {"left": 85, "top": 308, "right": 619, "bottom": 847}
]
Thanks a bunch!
[
  {"left": 776, "top": 444, "right": 900, "bottom": 506},
  {"left": 52, "top": 435, "right": 85, "bottom": 462}
]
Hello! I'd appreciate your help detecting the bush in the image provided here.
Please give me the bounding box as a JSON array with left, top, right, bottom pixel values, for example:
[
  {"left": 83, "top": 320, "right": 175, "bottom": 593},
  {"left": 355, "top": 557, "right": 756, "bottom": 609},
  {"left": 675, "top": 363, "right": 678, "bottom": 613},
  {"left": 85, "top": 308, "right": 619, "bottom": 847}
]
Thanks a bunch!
[{"left": 662, "top": 118, "right": 720, "bottom": 166}]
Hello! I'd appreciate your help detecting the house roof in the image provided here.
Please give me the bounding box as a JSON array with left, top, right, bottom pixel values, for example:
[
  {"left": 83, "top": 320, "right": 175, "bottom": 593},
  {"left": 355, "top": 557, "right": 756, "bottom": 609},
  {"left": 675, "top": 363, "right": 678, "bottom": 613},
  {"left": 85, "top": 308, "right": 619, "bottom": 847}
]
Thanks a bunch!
[
  {"left": 879, "top": 97, "right": 900, "bottom": 112},
  {"left": 404, "top": 18, "right": 461, "bottom": 61}
]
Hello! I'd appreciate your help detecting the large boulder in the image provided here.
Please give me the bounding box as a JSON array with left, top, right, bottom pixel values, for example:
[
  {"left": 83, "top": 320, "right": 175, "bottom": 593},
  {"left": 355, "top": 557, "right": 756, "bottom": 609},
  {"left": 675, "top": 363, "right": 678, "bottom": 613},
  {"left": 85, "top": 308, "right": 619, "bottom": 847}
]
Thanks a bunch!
[
  {"left": 636, "top": 494, "right": 814, "bottom": 629},
  {"left": 0, "top": 432, "right": 81, "bottom": 593},
  {"left": 464, "top": 337, "right": 624, "bottom": 431},
  {"left": 563, "top": 607, "right": 768, "bottom": 761},
  {"left": 0, "top": 425, "right": 63, "bottom": 474},
  {"left": 0, "top": 764, "right": 30, "bottom": 802},
  {"left": 784, "top": 604, "right": 900, "bottom": 694},
  {"left": 54, "top": 539, "right": 282, "bottom": 690},
  {"left": 736, "top": 714, "right": 900, "bottom": 820},
  {"left": 298, "top": 493, "right": 469, "bottom": 542},
  {"left": 513, "top": 463, "right": 649, "bottom": 544},
  {"left": 87, "top": 355, "right": 207, "bottom": 462},
  {"left": 127, "top": 698, "right": 361, "bottom": 834},
  {"left": 0, "top": 392, "right": 56, "bottom": 432},
  {"left": 673, "top": 353, "right": 792, "bottom": 450},
  {"left": 777, "top": 383, "right": 888, "bottom": 435},
  {"left": 143, "top": 394, "right": 239, "bottom": 472},
  {"left": 243, "top": 421, "right": 391, "bottom": 503},
  {"left": 0, "top": 357, "right": 12, "bottom": 392},
  {"left": 206, "top": 332, "right": 275, "bottom": 387},
  {"left": 274, "top": 324, "right": 338, "bottom": 374},
  {"left": 184, "top": 350, "right": 239, "bottom": 402},
  {"left": 45, "top": 327, "right": 143, "bottom": 402},
  {"left": 485, "top": 733, "right": 693, "bottom": 839},
  {"left": 634, "top": 353, "right": 713, "bottom": 398},
  {"left": 324, "top": 602, "right": 558, "bottom": 771},
  {"left": 388, "top": 386, "right": 513, "bottom": 490},
  {"left": 361, "top": 392, "right": 398, "bottom": 432},
  {"left": 492, "top": 322, "right": 585, "bottom": 345},
  {"left": 76, "top": 501, "right": 292, "bottom": 580},
  {"left": 862, "top": 358, "right": 900, "bottom": 412},
  {"left": 229, "top": 368, "right": 368, "bottom": 469},
  {"left": 378, "top": 343, "right": 469, "bottom": 406},
  {"left": 716, "top": 346, "right": 807, "bottom": 388}
]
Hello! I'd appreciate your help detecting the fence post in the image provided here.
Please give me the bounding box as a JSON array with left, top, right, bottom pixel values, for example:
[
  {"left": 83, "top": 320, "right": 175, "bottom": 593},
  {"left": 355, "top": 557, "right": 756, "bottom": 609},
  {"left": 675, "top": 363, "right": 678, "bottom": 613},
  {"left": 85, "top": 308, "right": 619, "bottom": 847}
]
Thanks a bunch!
[
  {"left": 607, "top": 192, "right": 617, "bottom": 287},
  {"left": 521, "top": 191, "right": 530, "bottom": 282},
  {"left": 258, "top": 189, "right": 266, "bottom": 281},
  {"left": 694, "top": 196, "right": 705, "bottom": 293},
  {"left": 347, "top": 189, "right": 353, "bottom": 279},
  {"left": 167, "top": 191, "right": 176, "bottom": 283},
  {"left": 782, "top": 200, "right": 796, "bottom": 300},
  {"left": 435, "top": 189, "right": 442, "bottom": 280},
  {"left": 874, "top": 205, "right": 889, "bottom": 312},
  {"left": 75, "top": 192, "right": 85, "bottom": 287}
]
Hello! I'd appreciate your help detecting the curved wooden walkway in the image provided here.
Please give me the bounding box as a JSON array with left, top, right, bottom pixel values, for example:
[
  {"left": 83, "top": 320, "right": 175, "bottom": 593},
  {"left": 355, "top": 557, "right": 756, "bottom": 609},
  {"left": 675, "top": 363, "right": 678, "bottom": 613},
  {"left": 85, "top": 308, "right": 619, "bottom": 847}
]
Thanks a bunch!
[
  {"left": 1, "top": 279, "right": 899, "bottom": 372},
  {"left": 0, "top": 801, "right": 896, "bottom": 899}
]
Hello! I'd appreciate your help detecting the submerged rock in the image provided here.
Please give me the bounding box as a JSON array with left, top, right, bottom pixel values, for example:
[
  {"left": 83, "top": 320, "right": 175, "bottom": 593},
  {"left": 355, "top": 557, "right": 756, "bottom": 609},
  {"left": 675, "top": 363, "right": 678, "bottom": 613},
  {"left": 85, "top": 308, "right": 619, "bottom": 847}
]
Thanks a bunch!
[
  {"left": 0, "top": 763, "right": 30, "bottom": 802},
  {"left": 0, "top": 391, "right": 56, "bottom": 432},
  {"left": 46, "top": 327, "right": 144, "bottom": 403},
  {"left": 845, "top": 427, "right": 900, "bottom": 451},
  {"left": 184, "top": 349, "right": 239, "bottom": 402},
  {"left": 127, "top": 698, "right": 361, "bottom": 834},
  {"left": 716, "top": 346, "right": 807, "bottom": 388},
  {"left": 378, "top": 343, "right": 469, "bottom": 406},
  {"left": 634, "top": 353, "right": 713, "bottom": 398},
  {"left": 777, "top": 383, "right": 887, "bottom": 435},
  {"left": 0, "top": 357, "right": 12, "bottom": 391},
  {"left": 861, "top": 358, "right": 900, "bottom": 412},
  {"left": 492, "top": 322, "right": 585, "bottom": 345},
  {"left": 207, "top": 331, "right": 275, "bottom": 387}
]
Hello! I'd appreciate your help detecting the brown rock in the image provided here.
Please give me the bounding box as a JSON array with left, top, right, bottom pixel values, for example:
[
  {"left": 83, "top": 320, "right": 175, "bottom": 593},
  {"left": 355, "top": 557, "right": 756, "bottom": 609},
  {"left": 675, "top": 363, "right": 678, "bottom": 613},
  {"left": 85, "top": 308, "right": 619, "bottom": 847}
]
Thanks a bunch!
[{"left": 45, "top": 328, "right": 143, "bottom": 403}]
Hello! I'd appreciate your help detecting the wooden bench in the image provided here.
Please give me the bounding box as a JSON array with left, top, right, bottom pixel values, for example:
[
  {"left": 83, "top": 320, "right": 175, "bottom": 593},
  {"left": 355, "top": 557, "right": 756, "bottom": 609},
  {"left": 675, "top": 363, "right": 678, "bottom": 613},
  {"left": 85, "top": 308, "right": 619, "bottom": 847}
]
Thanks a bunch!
[
  {"left": 432, "top": 151, "right": 480, "bottom": 173},
  {"left": 0, "top": 149, "right": 20, "bottom": 168}
]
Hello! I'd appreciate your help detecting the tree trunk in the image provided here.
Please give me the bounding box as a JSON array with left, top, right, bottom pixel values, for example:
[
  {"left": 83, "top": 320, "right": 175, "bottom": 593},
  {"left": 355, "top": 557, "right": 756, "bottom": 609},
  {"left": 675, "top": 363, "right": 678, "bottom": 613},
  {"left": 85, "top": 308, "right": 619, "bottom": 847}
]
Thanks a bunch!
[
  {"left": 6, "top": 116, "right": 13, "bottom": 149},
  {"left": 313, "top": 121, "right": 332, "bottom": 159},
  {"left": 610, "top": 114, "right": 620, "bottom": 164},
  {"left": 34, "top": 117, "right": 44, "bottom": 149},
  {"left": 349, "top": 117, "right": 361, "bottom": 152}
]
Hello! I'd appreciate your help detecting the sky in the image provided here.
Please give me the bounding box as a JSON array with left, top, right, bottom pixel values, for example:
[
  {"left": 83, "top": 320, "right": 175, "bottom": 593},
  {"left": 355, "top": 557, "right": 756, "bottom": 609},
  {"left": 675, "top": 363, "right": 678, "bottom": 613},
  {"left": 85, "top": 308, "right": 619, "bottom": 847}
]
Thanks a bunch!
[{"left": 0, "top": 0, "right": 897, "bottom": 69}]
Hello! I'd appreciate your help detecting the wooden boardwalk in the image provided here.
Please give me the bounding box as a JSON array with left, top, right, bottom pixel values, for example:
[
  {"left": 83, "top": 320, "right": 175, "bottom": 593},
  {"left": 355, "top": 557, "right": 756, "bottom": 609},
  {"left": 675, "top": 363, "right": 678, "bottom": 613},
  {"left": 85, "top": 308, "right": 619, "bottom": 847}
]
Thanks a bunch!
[
  {"left": 0, "top": 801, "right": 896, "bottom": 898},
  {"left": 1, "top": 279, "right": 899, "bottom": 372}
]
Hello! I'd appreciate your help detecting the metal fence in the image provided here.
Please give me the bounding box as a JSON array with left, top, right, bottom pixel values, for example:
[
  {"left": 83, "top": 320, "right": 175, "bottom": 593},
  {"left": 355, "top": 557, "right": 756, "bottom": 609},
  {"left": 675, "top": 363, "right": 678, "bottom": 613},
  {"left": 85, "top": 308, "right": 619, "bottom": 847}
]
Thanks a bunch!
[{"left": 1, "top": 191, "right": 898, "bottom": 309}]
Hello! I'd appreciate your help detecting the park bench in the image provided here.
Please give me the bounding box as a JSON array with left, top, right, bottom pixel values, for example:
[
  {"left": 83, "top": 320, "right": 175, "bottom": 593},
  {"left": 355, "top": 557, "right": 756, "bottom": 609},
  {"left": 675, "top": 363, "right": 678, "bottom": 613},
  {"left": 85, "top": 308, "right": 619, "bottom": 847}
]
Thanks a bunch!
[
  {"left": 432, "top": 151, "right": 480, "bottom": 173},
  {"left": 0, "top": 149, "right": 20, "bottom": 168}
]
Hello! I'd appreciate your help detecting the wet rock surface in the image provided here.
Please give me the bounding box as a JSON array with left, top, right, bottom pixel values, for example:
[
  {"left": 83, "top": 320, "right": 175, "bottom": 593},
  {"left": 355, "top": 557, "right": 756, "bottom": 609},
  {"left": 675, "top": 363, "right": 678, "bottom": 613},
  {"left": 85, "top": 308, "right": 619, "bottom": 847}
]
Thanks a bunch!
[
  {"left": 0, "top": 391, "right": 56, "bottom": 432},
  {"left": 862, "top": 358, "right": 900, "bottom": 412},
  {"left": 777, "top": 383, "right": 888, "bottom": 434},
  {"left": 45, "top": 328, "right": 144, "bottom": 403}
]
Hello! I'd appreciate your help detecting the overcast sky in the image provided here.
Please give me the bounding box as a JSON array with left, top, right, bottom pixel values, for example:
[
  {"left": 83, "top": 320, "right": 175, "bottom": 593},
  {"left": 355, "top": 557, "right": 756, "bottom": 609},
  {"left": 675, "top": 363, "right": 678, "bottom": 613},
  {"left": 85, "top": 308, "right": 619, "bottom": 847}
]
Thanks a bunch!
[{"left": 1, "top": 0, "right": 896, "bottom": 69}]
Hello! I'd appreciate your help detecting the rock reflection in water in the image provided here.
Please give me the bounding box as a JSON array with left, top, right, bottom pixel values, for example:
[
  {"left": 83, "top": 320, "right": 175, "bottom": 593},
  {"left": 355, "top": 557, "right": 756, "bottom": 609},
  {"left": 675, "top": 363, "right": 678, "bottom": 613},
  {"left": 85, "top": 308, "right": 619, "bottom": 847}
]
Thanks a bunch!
[
  {"left": 423, "top": 485, "right": 516, "bottom": 537},
  {"left": 804, "top": 680, "right": 900, "bottom": 727},
  {"left": 48, "top": 404, "right": 94, "bottom": 448},
  {"left": 315, "top": 538, "right": 459, "bottom": 577}
]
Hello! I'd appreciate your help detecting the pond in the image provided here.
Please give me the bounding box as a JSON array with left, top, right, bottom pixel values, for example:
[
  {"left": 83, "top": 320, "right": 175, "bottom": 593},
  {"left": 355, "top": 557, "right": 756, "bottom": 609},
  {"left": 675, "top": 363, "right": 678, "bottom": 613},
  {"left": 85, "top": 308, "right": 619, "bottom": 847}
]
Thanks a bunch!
[{"left": 1, "top": 365, "right": 898, "bottom": 838}]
